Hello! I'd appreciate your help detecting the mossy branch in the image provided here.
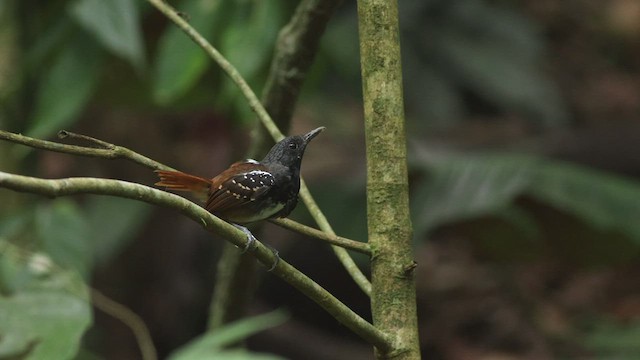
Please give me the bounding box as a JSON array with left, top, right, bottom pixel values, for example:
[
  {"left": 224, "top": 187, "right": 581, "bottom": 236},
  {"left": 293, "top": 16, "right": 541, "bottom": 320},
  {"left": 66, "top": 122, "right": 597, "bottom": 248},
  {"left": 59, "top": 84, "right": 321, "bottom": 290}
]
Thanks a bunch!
[
  {"left": 0, "top": 170, "right": 391, "bottom": 352},
  {"left": 358, "top": 0, "right": 421, "bottom": 358}
]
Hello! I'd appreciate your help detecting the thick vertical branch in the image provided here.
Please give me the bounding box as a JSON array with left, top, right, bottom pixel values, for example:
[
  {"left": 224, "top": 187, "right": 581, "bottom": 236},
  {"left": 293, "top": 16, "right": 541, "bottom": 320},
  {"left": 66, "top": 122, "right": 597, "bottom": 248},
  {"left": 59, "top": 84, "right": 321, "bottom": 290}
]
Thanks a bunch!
[{"left": 357, "top": 0, "right": 420, "bottom": 359}]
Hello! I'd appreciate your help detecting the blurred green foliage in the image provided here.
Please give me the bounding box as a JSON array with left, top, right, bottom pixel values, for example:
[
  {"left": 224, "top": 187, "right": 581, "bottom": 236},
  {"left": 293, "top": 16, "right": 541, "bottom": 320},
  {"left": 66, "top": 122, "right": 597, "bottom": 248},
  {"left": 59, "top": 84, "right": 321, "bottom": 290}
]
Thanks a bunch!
[
  {"left": 323, "top": 0, "right": 568, "bottom": 128},
  {"left": 0, "top": 0, "right": 639, "bottom": 358},
  {"left": 583, "top": 319, "right": 640, "bottom": 358},
  {"left": 410, "top": 152, "right": 640, "bottom": 243},
  {"left": 0, "top": 241, "right": 91, "bottom": 359},
  {"left": 168, "top": 310, "right": 287, "bottom": 360}
]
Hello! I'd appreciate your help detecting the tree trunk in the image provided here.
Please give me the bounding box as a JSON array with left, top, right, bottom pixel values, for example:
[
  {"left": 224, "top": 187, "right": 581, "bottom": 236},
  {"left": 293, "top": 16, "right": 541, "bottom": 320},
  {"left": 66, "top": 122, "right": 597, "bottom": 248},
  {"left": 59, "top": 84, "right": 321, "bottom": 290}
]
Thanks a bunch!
[{"left": 357, "top": 0, "right": 421, "bottom": 358}]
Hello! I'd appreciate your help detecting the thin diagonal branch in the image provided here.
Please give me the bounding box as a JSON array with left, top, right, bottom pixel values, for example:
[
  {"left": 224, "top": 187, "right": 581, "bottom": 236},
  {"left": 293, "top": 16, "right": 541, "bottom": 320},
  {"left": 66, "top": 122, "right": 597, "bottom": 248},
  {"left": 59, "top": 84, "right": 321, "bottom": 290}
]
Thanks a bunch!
[
  {"left": 90, "top": 289, "right": 158, "bottom": 360},
  {"left": 270, "top": 218, "right": 370, "bottom": 255},
  {"left": 144, "top": 0, "right": 372, "bottom": 295},
  {"left": 0, "top": 130, "right": 174, "bottom": 171},
  {"left": 0, "top": 171, "right": 392, "bottom": 352}
]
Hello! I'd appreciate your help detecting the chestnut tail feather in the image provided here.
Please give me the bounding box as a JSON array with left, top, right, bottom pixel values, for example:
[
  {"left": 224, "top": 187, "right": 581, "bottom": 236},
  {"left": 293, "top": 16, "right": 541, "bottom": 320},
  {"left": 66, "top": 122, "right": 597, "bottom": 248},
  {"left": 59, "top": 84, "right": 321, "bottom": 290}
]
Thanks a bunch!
[{"left": 154, "top": 170, "right": 211, "bottom": 199}]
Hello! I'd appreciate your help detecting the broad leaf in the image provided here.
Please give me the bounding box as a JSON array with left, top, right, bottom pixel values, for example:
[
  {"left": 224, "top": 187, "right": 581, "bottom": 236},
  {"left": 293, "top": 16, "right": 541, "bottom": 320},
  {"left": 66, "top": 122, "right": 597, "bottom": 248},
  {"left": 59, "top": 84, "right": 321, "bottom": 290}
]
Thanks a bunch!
[
  {"left": 27, "top": 31, "right": 103, "bottom": 140},
  {"left": 168, "top": 310, "right": 287, "bottom": 360},
  {"left": 70, "top": 0, "right": 145, "bottom": 71},
  {"left": 153, "top": 0, "right": 224, "bottom": 104},
  {"left": 217, "top": 0, "right": 284, "bottom": 121},
  {"left": 411, "top": 152, "right": 640, "bottom": 243},
  {"left": 0, "top": 242, "right": 91, "bottom": 360},
  {"left": 35, "top": 200, "right": 92, "bottom": 278},
  {"left": 85, "top": 196, "right": 151, "bottom": 265}
]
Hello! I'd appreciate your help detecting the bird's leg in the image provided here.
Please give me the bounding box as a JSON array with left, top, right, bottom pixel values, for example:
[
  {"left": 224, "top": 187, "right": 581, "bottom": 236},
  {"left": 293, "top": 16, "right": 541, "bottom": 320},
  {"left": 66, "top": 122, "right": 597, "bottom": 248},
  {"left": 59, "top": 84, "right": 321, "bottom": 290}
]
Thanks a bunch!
[
  {"left": 232, "top": 224, "right": 280, "bottom": 271},
  {"left": 233, "top": 224, "right": 257, "bottom": 253}
]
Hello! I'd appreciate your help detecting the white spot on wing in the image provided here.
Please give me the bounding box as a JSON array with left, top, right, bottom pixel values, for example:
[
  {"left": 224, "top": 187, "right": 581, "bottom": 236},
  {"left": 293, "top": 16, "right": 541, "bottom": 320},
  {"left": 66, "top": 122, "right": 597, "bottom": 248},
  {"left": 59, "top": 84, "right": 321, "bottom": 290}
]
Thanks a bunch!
[{"left": 246, "top": 170, "right": 271, "bottom": 177}]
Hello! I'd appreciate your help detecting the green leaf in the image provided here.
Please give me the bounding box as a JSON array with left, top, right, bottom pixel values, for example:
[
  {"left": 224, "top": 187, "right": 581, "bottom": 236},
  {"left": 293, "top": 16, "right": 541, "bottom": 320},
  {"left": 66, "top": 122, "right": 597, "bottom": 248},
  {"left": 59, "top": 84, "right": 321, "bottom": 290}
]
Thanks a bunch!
[
  {"left": 437, "top": 29, "right": 567, "bottom": 126},
  {"left": 168, "top": 310, "right": 288, "bottom": 360},
  {"left": 411, "top": 153, "right": 640, "bottom": 243},
  {"left": 583, "top": 319, "right": 640, "bottom": 357},
  {"left": 70, "top": 0, "right": 145, "bottom": 71},
  {"left": 35, "top": 200, "right": 92, "bottom": 278},
  {"left": 153, "top": 0, "right": 224, "bottom": 104},
  {"left": 219, "top": 0, "right": 282, "bottom": 80},
  {"left": 411, "top": 154, "right": 537, "bottom": 236},
  {"left": 0, "top": 241, "right": 91, "bottom": 360},
  {"left": 530, "top": 161, "right": 640, "bottom": 239},
  {"left": 27, "top": 31, "right": 103, "bottom": 139},
  {"left": 217, "top": 0, "right": 284, "bottom": 121},
  {"left": 85, "top": 196, "right": 151, "bottom": 265}
]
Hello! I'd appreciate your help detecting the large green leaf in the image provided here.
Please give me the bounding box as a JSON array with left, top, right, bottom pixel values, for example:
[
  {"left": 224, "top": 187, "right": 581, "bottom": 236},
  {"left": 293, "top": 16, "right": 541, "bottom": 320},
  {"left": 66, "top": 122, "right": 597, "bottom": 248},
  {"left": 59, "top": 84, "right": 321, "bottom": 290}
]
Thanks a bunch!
[
  {"left": 411, "top": 152, "right": 640, "bottom": 243},
  {"left": 27, "top": 31, "right": 104, "bottom": 140},
  {"left": 217, "top": 0, "right": 284, "bottom": 121},
  {"left": 395, "top": 0, "right": 568, "bottom": 127},
  {"left": 153, "top": 0, "right": 224, "bottom": 105},
  {"left": 85, "top": 196, "right": 151, "bottom": 265},
  {"left": 168, "top": 310, "right": 287, "bottom": 360},
  {"left": 530, "top": 161, "right": 640, "bottom": 238},
  {"left": 0, "top": 241, "right": 91, "bottom": 360},
  {"left": 429, "top": 0, "right": 568, "bottom": 127},
  {"left": 219, "top": 0, "right": 282, "bottom": 81},
  {"left": 583, "top": 319, "right": 640, "bottom": 358},
  {"left": 35, "top": 200, "right": 92, "bottom": 278},
  {"left": 70, "top": 0, "right": 145, "bottom": 71},
  {"left": 411, "top": 154, "right": 536, "bottom": 236}
]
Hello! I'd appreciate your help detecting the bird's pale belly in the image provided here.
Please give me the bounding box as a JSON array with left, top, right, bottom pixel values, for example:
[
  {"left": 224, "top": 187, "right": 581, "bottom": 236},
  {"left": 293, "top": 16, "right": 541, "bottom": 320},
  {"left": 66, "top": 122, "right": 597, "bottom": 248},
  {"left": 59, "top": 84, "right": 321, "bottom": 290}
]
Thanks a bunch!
[{"left": 220, "top": 202, "right": 285, "bottom": 224}]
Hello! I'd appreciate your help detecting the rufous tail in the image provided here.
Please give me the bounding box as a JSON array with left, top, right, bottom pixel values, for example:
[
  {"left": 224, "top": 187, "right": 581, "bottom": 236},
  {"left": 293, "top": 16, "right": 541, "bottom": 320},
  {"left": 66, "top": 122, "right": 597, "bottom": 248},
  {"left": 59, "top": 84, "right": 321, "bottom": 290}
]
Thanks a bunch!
[{"left": 155, "top": 170, "right": 211, "bottom": 201}]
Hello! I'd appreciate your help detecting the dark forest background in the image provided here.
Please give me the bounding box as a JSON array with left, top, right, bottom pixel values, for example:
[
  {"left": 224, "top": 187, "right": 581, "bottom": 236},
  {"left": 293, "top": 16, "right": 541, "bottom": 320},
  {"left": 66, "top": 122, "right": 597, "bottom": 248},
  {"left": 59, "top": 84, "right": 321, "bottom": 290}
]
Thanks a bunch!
[{"left": 1, "top": 0, "right": 640, "bottom": 359}]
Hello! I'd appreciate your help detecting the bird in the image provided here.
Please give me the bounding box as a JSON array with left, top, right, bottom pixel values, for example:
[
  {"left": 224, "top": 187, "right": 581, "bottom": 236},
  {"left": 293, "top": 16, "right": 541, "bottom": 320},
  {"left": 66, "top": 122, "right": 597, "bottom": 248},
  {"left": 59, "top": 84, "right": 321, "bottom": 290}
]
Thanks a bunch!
[{"left": 155, "top": 126, "right": 325, "bottom": 269}]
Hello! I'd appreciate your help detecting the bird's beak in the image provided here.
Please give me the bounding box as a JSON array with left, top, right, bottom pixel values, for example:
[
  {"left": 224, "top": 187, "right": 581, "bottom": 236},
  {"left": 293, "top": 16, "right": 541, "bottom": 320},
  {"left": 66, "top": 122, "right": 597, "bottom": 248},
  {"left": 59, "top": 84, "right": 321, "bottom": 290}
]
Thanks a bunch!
[{"left": 303, "top": 127, "right": 325, "bottom": 143}]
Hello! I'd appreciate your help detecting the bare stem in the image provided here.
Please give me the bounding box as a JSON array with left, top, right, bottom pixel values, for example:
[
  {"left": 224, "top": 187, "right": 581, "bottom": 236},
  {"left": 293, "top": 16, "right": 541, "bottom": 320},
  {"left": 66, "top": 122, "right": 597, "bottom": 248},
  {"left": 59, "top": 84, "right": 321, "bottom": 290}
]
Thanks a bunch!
[
  {"left": 91, "top": 289, "right": 158, "bottom": 360},
  {"left": 270, "top": 218, "right": 370, "bottom": 256},
  {"left": 0, "top": 130, "right": 174, "bottom": 171}
]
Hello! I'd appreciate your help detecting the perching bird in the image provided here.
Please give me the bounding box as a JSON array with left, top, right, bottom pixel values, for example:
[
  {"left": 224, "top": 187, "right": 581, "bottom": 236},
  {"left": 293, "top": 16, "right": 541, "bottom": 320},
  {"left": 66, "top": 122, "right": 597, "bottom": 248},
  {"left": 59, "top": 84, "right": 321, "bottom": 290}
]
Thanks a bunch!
[{"left": 155, "top": 127, "right": 324, "bottom": 269}]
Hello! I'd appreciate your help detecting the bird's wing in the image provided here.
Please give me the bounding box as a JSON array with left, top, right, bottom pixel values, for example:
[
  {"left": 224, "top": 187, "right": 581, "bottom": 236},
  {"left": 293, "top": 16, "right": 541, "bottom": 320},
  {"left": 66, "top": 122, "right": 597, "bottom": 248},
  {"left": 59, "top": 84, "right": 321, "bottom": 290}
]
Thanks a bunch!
[{"left": 205, "top": 161, "right": 274, "bottom": 213}]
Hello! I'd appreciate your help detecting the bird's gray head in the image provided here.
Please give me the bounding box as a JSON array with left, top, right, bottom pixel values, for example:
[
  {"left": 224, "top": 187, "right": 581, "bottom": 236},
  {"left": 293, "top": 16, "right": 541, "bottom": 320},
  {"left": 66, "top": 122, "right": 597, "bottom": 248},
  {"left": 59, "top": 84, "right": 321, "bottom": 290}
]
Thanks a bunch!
[{"left": 262, "top": 127, "right": 325, "bottom": 169}]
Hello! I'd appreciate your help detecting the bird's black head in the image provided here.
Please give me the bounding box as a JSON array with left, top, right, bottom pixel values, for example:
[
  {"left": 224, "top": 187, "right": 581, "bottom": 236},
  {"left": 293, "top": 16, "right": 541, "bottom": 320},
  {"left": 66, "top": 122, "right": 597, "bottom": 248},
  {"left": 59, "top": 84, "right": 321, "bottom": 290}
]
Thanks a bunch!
[{"left": 262, "top": 127, "right": 324, "bottom": 169}]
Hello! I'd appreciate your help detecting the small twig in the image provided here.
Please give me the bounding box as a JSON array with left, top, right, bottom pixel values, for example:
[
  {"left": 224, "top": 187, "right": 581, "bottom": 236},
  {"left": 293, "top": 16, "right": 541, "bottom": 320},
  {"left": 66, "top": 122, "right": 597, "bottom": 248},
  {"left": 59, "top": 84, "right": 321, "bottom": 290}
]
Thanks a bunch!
[
  {"left": 0, "top": 130, "right": 174, "bottom": 171},
  {"left": 58, "top": 130, "right": 115, "bottom": 149},
  {"left": 300, "top": 180, "right": 372, "bottom": 295},
  {"left": 90, "top": 289, "right": 158, "bottom": 360},
  {"left": 271, "top": 218, "right": 370, "bottom": 256},
  {"left": 1, "top": 130, "right": 117, "bottom": 159}
]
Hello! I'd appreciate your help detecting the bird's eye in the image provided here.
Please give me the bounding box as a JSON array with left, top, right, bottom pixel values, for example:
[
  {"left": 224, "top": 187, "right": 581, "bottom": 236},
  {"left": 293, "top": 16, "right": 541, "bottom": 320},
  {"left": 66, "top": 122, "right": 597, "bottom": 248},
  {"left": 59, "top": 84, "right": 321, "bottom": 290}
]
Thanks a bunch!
[{"left": 288, "top": 142, "right": 298, "bottom": 149}]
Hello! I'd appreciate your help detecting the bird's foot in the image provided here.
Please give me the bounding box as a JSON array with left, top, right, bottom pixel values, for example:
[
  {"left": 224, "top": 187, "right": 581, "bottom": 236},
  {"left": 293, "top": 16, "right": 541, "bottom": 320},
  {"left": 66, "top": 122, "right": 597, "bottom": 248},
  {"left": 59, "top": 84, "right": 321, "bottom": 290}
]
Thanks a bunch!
[
  {"left": 233, "top": 224, "right": 257, "bottom": 253},
  {"left": 265, "top": 244, "right": 280, "bottom": 272},
  {"left": 232, "top": 224, "right": 280, "bottom": 271}
]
